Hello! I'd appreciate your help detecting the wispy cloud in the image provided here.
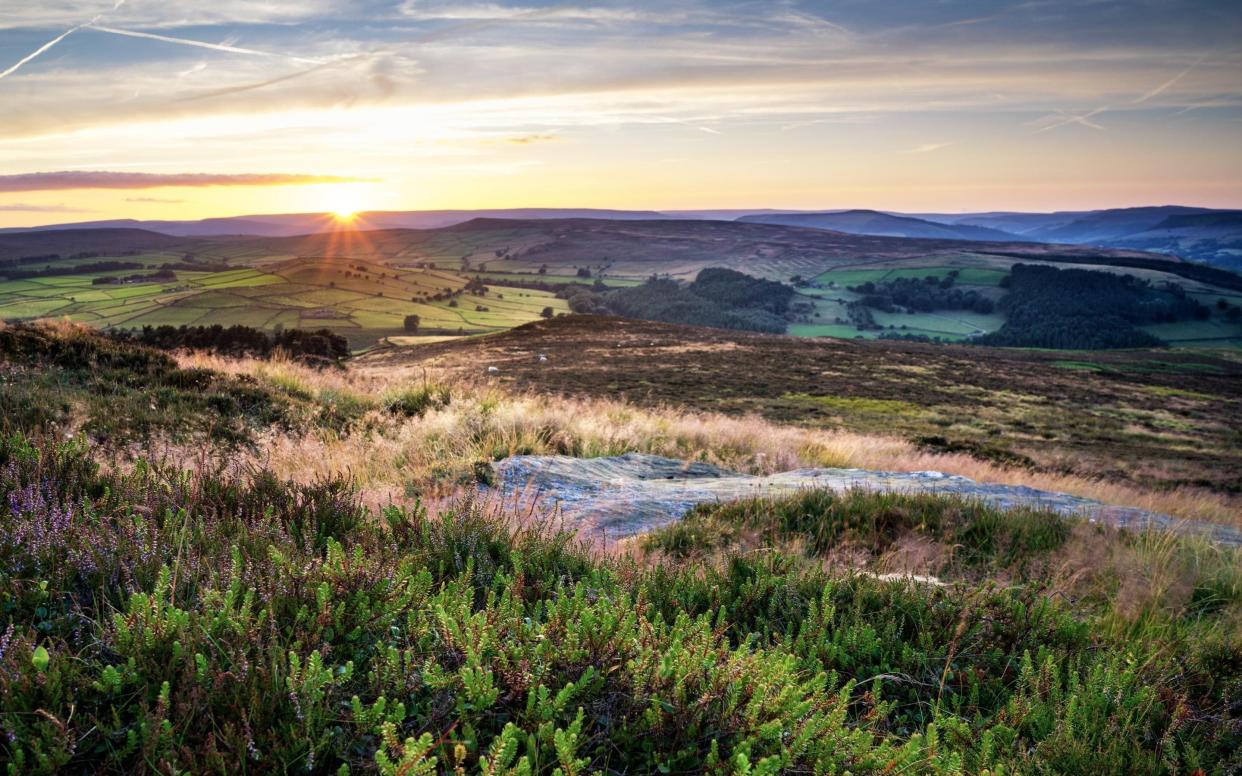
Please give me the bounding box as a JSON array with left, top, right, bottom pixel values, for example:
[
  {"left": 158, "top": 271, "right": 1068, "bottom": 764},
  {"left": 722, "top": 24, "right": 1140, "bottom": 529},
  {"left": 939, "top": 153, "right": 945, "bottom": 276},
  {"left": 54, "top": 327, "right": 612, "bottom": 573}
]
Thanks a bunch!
[
  {"left": 505, "top": 134, "right": 559, "bottom": 144},
  {"left": 900, "top": 142, "right": 953, "bottom": 154},
  {"left": 125, "top": 196, "right": 185, "bottom": 203},
  {"left": 0, "top": 171, "right": 378, "bottom": 192},
  {"left": 0, "top": 202, "right": 91, "bottom": 213}
]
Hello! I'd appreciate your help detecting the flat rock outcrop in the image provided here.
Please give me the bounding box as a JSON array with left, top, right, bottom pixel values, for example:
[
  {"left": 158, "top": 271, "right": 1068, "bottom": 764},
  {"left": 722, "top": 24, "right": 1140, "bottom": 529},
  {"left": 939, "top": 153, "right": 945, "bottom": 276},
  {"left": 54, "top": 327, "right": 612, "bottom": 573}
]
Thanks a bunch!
[{"left": 488, "top": 453, "right": 1242, "bottom": 545}]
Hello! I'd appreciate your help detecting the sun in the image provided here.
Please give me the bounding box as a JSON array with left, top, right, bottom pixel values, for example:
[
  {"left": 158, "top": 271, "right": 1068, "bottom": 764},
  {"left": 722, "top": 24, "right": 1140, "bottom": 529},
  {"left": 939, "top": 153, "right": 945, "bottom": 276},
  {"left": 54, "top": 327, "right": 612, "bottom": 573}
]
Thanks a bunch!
[{"left": 317, "top": 184, "right": 371, "bottom": 222}]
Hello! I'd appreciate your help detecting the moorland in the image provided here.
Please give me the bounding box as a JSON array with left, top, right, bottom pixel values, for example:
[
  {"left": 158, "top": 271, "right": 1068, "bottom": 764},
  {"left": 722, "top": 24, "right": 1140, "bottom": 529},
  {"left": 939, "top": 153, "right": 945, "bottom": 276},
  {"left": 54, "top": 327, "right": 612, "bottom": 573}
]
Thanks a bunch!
[
  {"left": 2, "top": 210, "right": 1242, "bottom": 774},
  {"left": 0, "top": 318, "right": 1239, "bottom": 774}
]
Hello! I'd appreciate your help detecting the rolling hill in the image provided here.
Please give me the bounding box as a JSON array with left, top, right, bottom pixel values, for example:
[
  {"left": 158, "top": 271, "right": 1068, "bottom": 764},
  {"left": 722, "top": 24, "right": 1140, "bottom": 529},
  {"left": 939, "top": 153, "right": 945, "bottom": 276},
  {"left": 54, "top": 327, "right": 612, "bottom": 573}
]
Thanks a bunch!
[
  {"left": 2, "top": 218, "right": 1239, "bottom": 348},
  {"left": 7, "top": 204, "right": 1241, "bottom": 267},
  {"left": 737, "top": 209, "right": 1023, "bottom": 241},
  {"left": 0, "top": 227, "right": 181, "bottom": 261}
]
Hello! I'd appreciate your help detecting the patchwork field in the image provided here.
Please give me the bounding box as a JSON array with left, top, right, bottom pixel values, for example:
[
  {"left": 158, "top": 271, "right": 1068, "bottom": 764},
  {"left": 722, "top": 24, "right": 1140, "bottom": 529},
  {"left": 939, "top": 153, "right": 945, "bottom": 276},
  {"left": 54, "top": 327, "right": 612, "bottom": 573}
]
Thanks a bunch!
[
  {"left": 799, "top": 257, "right": 1242, "bottom": 343},
  {"left": 0, "top": 251, "right": 568, "bottom": 347},
  {"left": 3, "top": 219, "right": 1241, "bottom": 347}
]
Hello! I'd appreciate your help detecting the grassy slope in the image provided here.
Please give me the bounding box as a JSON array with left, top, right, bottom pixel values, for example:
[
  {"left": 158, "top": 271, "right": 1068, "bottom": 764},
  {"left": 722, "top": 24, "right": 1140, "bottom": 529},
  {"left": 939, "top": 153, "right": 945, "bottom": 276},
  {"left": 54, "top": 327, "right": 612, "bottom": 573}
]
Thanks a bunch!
[
  {"left": 364, "top": 316, "right": 1242, "bottom": 500},
  {"left": 0, "top": 255, "right": 568, "bottom": 349},
  {"left": 0, "top": 325, "right": 1237, "bottom": 774}
]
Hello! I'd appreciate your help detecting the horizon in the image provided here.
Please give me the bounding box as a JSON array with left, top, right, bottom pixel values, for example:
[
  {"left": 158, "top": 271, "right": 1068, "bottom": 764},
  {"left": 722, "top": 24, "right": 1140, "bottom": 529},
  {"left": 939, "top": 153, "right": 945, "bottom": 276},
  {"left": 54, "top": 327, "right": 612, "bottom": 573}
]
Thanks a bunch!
[
  {"left": 2, "top": 1, "right": 1241, "bottom": 227},
  {"left": 4, "top": 201, "right": 1240, "bottom": 232}
]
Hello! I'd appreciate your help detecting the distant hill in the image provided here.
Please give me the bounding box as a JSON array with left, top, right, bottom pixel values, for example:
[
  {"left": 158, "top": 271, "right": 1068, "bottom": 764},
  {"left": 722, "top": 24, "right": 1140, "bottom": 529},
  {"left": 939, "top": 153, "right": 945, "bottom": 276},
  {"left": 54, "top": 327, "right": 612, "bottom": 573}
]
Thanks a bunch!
[
  {"left": 1109, "top": 212, "right": 1242, "bottom": 269},
  {"left": 193, "top": 217, "right": 1180, "bottom": 292},
  {"left": 6, "top": 205, "right": 1240, "bottom": 266},
  {"left": 0, "top": 208, "right": 673, "bottom": 238},
  {"left": 737, "top": 209, "right": 1022, "bottom": 241},
  {"left": 0, "top": 228, "right": 181, "bottom": 261},
  {"left": 914, "top": 206, "right": 1242, "bottom": 267},
  {"left": 1021, "top": 206, "right": 1222, "bottom": 243}
]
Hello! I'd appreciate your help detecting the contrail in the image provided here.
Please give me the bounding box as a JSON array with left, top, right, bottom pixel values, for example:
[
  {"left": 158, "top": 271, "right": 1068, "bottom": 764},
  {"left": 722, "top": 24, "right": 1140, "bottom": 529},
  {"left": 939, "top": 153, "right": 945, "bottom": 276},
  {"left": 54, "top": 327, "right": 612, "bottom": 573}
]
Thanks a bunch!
[
  {"left": 169, "top": 2, "right": 580, "bottom": 104},
  {"left": 1133, "top": 54, "right": 1208, "bottom": 104},
  {"left": 1035, "top": 107, "right": 1108, "bottom": 133},
  {"left": 85, "top": 25, "right": 327, "bottom": 65},
  {"left": 174, "top": 54, "right": 378, "bottom": 103},
  {"left": 0, "top": 25, "right": 84, "bottom": 80},
  {"left": 0, "top": 0, "right": 126, "bottom": 81}
]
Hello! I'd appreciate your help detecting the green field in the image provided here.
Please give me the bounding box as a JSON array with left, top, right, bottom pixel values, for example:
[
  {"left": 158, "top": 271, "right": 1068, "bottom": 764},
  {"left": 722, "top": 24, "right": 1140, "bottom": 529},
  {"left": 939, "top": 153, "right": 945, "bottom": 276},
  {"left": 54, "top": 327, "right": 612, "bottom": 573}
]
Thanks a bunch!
[
  {"left": 0, "top": 254, "right": 567, "bottom": 348},
  {"left": 1140, "top": 319, "right": 1242, "bottom": 346},
  {"left": 4, "top": 223, "right": 1241, "bottom": 350},
  {"left": 812, "top": 265, "right": 1009, "bottom": 288},
  {"left": 792, "top": 262, "right": 1242, "bottom": 345}
]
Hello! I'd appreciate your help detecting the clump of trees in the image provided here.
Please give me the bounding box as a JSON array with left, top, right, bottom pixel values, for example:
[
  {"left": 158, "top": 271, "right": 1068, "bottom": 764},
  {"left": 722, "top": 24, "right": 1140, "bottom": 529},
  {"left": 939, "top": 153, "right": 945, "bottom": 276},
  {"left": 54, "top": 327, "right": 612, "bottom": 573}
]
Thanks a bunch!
[
  {"left": 565, "top": 267, "right": 793, "bottom": 333},
  {"left": 113, "top": 324, "right": 351, "bottom": 366},
  {"left": 851, "top": 271, "right": 995, "bottom": 315},
  {"left": 92, "top": 268, "right": 177, "bottom": 285},
  {"left": 978, "top": 264, "right": 1209, "bottom": 349}
]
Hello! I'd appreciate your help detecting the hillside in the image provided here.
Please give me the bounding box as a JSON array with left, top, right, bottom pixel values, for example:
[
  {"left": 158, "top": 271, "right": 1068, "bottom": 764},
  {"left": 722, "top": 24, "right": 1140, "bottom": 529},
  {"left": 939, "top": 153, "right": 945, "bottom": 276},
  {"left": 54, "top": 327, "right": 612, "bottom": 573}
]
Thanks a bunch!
[
  {"left": 2, "top": 320, "right": 1238, "bottom": 773},
  {"left": 361, "top": 315, "right": 1242, "bottom": 498},
  {"left": 0, "top": 227, "right": 180, "bottom": 261},
  {"left": 1111, "top": 211, "right": 1242, "bottom": 269},
  {"left": 738, "top": 209, "right": 1022, "bottom": 241},
  {"left": 4, "top": 219, "right": 1241, "bottom": 348}
]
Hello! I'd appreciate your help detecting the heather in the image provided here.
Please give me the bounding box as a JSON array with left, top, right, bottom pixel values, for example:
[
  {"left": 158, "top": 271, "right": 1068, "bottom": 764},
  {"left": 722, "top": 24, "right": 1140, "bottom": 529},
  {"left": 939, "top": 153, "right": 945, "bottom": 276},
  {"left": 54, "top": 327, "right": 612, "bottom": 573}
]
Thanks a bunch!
[
  {"left": 0, "top": 322, "right": 1238, "bottom": 774},
  {"left": 1, "top": 432, "right": 1239, "bottom": 774}
]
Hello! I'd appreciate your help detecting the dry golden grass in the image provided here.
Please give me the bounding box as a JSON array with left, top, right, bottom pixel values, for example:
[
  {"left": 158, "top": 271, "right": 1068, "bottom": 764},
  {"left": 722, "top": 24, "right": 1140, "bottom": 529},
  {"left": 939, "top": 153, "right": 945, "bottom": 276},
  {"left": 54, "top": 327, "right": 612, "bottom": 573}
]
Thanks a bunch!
[{"left": 178, "top": 351, "right": 1241, "bottom": 527}]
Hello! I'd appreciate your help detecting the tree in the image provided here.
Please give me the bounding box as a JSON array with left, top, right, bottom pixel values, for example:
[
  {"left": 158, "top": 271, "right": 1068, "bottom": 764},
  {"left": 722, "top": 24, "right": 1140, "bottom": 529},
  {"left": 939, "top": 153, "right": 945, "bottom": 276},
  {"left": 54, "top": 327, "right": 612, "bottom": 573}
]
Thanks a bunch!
[
  {"left": 540, "top": 306, "right": 555, "bottom": 319},
  {"left": 576, "top": 267, "right": 591, "bottom": 278},
  {"left": 403, "top": 315, "right": 420, "bottom": 333}
]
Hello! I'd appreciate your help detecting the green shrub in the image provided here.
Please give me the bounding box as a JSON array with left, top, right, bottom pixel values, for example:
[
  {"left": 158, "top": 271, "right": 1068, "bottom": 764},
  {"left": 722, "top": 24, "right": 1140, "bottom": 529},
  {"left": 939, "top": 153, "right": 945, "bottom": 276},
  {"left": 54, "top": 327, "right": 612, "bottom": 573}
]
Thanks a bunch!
[{"left": 0, "top": 432, "right": 1236, "bottom": 772}]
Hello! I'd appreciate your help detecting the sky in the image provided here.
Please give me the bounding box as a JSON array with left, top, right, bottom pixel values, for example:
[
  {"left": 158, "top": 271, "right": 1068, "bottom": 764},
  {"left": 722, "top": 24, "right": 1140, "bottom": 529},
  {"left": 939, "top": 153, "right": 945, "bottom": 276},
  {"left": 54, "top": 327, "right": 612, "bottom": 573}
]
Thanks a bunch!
[{"left": 1, "top": 0, "right": 1240, "bottom": 227}]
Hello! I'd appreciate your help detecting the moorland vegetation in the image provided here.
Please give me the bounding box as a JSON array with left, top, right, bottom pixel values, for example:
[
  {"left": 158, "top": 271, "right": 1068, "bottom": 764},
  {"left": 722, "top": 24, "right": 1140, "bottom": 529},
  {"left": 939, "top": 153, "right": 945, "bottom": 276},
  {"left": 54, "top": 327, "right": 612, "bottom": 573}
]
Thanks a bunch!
[{"left": 0, "top": 321, "right": 1238, "bottom": 774}]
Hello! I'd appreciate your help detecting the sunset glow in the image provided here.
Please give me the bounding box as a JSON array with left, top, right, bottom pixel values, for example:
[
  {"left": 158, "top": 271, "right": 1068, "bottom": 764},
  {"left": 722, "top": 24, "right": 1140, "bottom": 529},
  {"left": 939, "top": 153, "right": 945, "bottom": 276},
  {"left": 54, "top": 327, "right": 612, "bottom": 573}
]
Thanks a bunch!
[{"left": 1, "top": 2, "right": 1240, "bottom": 226}]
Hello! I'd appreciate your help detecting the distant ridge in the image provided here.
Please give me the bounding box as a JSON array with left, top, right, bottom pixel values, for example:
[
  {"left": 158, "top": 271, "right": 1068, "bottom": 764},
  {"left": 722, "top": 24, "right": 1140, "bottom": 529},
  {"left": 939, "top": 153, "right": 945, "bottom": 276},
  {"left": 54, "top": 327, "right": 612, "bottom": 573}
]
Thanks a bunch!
[
  {"left": 0, "top": 227, "right": 180, "bottom": 261},
  {"left": 737, "top": 209, "right": 1023, "bottom": 241},
  {"left": 0, "top": 208, "right": 673, "bottom": 239},
  {"left": 4, "top": 204, "right": 1240, "bottom": 267}
]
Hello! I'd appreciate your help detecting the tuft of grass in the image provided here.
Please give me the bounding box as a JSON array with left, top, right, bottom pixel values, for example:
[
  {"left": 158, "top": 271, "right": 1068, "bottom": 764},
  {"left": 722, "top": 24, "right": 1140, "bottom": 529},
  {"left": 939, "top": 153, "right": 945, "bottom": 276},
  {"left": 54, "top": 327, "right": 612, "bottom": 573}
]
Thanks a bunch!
[{"left": 382, "top": 384, "right": 451, "bottom": 418}]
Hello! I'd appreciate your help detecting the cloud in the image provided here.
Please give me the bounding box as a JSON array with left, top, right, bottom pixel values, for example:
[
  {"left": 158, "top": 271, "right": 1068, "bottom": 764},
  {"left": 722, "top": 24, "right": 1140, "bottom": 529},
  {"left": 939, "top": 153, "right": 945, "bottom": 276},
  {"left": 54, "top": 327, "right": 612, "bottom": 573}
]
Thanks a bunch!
[
  {"left": 0, "top": 202, "right": 92, "bottom": 213},
  {"left": 505, "top": 133, "right": 559, "bottom": 144},
  {"left": 125, "top": 196, "right": 185, "bottom": 203},
  {"left": 900, "top": 142, "right": 953, "bottom": 154},
  {"left": 0, "top": 171, "right": 378, "bottom": 192}
]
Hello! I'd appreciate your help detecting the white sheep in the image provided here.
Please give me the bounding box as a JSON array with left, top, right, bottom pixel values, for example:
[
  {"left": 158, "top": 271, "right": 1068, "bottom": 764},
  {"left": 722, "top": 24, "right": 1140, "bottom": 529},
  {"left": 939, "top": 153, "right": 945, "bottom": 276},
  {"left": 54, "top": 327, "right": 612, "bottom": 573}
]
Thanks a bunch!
[{"left": 487, "top": 366, "right": 500, "bottom": 374}]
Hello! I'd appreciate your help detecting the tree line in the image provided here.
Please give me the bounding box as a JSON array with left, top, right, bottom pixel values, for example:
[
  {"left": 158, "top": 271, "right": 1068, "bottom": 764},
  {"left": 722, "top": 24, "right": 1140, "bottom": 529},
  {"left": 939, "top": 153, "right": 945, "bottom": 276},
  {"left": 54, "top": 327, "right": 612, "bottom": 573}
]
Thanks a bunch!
[
  {"left": 111, "top": 324, "right": 352, "bottom": 366},
  {"left": 977, "top": 264, "right": 1210, "bottom": 349}
]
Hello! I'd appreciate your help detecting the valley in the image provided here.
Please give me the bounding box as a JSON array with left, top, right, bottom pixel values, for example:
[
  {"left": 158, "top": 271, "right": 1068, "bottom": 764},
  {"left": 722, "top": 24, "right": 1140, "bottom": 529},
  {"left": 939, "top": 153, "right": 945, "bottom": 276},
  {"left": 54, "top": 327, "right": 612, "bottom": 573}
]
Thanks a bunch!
[{"left": 4, "top": 217, "right": 1241, "bottom": 348}]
